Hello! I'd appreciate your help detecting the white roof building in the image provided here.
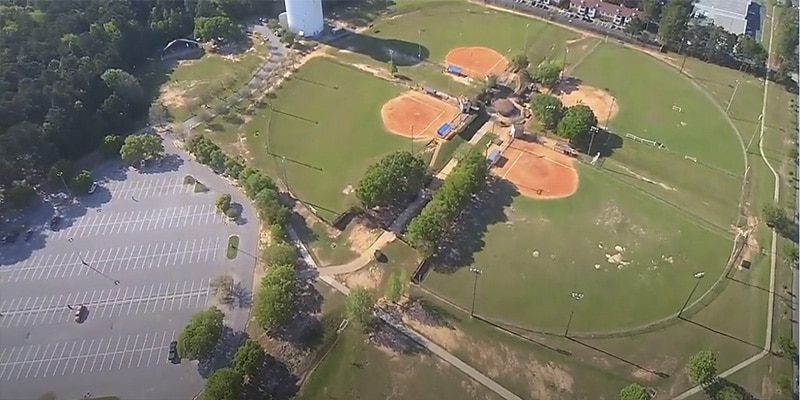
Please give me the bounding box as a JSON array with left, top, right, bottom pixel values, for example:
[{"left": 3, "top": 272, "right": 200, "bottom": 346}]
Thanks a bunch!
[{"left": 693, "top": 0, "right": 752, "bottom": 35}]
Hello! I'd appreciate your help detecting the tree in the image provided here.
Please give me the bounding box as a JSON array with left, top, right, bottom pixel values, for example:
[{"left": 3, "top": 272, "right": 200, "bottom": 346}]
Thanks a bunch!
[
  {"left": 387, "top": 60, "right": 398, "bottom": 76},
  {"left": 253, "top": 264, "right": 295, "bottom": 330},
  {"left": 5, "top": 180, "right": 36, "bottom": 209},
  {"left": 625, "top": 16, "right": 646, "bottom": 36},
  {"left": 619, "top": 383, "right": 648, "bottom": 400},
  {"left": 194, "top": 16, "right": 241, "bottom": 42},
  {"left": 530, "top": 94, "right": 564, "bottom": 130},
  {"left": 177, "top": 307, "right": 224, "bottom": 360},
  {"left": 736, "top": 36, "right": 767, "bottom": 68},
  {"left": 101, "top": 135, "right": 124, "bottom": 157},
  {"left": 48, "top": 159, "right": 74, "bottom": 183},
  {"left": 270, "top": 223, "right": 287, "bottom": 243},
  {"left": 778, "top": 335, "right": 798, "bottom": 359},
  {"left": 657, "top": 0, "right": 693, "bottom": 47},
  {"left": 148, "top": 102, "right": 170, "bottom": 126},
  {"left": 70, "top": 170, "right": 92, "bottom": 194},
  {"left": 120, "top": 134, "right": 164, "bottom": 165},
  {"left": 511, "top": 53, "right": 529, "bottom": 70},
  {"left": 346, "top": 287, "right": 375, "bottom": 330},
  {"left": 686, "top": 350, "right": 717, "bottom": 386},
  {"left": 356, "top": 151, "right": 427, "bottom": 208},
  {"left": 101, "top": 69, "right": 145, "bottom": 107},
  {"left": 533, "top": 61, "right": 563, "bottom": 87},
  {"left": 281, "top": 30, "right": 296, "bottom": 46},
  {"left": 641, "top": 0, "right": 662, "bottom": 22},
  {"left": 385, "top": 270, "right": 407, "bottom": 302},
  {"left": 263, "top": 242, "right": 298, "bottom": 268},
  {"left": 216, "top": 193, "right": 232, "bottom": 213},
  {"left": 203, "top": 368, "right": 243, "bottom": 400},
  {"left": 557, "top": 105, "right": 597, "bottom": 143},
  {"left": 243, "top": 172, "right": 276, "bottom": 198},
  {"left": 714, "top": 385, "right": 742, "bottom": 400},
  {"left": 232, "top": 339, "right": 265, "bottom": 378},
  {"left": 223, "top": 156, "right": 245, "bottom": 179}
]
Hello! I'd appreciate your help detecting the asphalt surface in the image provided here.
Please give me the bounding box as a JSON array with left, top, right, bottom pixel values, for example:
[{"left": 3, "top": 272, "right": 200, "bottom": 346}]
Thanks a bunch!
[{"left": 0, "top": 134, "right": 257, "bottom": 400}]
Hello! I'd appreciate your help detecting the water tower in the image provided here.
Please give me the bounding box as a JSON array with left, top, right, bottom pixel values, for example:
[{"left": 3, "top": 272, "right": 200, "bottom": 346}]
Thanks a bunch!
[{"left": 284, "top": 0, "right": 324, "bottom": 37}]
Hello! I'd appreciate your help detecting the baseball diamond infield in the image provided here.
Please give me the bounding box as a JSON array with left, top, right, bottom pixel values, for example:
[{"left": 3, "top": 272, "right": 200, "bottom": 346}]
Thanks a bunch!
[
  {"left": 445, "top": 47, "right": 509, "bottom": 79},
  {"left": 381, "top": 91, "right": 461, "bottom": 139},
  {"left": 493, "top": 137, "right": 578, "bottom": 199}
]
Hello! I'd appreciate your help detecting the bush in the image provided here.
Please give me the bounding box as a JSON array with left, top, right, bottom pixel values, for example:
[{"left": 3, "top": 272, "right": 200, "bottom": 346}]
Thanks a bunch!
[
  {"left": 70, "top": 170, "right": 92, "bottom": 194},
  {"left": 346, "top": 287, "right": 375, "bottom": 331},
  {"left": 216, "top": 193, "right": 232, "bottom": 213},
  {"left": 270, "top": 223, "right": 287, "bottom": 243},
  {"left": 183, "top": 175, "right": 196, "bottom": 184},
  {"left": 778, "top": 335, "right": 798, "bottom": 359},
  {"left": 619, "top": 383, "right": 648, "bottom": 400},
  {"left": 263, "top": 242, "right": 298, "bottom": 268}
]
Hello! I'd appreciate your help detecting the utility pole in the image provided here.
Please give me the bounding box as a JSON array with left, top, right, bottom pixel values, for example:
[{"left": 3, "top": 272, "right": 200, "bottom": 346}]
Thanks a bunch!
[
  {"left": 587, "top": 126, "right": 599, "bottom": 156},
  {"left": 564, "top": 291, "right": 584, "bottom": 337},
  {"left": 469, "top": 267, "right": 482, "bottom": 318},
  {"left": 678, "top": 272, "right": 705, "bottom": 318}
]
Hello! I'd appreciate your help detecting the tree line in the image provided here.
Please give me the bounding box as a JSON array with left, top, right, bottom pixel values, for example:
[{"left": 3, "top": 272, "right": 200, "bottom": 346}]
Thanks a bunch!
[
  {"left": 406, "top": 149, "right": 488, "bottom": 254},
  {"left": 0, "top": 0, "right": 277, "bottom": 206}
]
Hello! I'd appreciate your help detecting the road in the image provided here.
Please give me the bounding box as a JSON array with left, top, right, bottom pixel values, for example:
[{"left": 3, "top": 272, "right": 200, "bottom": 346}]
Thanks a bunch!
[
  {"left": 672, "top": 6, "right": 780, "bottom": 399},
  {"left": 0, "top": 133, "right": 258, "bottom": 400}
]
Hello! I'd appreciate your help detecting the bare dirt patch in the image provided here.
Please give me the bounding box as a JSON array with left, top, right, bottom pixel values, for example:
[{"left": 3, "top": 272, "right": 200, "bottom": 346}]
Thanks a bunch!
[
  {"left": 159, "top": 81, "right": 196, "bottom": 110},
  {"left": 492, "top": 136, "right": 579, "bottom": 200},
  {"left": 346, "top": 217, "right": 383, "bottom": 254},
  {"left": 342, "top": 265, "right": 383, "bottom": 290},
  {"left": 553, "top": 80, "right": 619, "bottom": 125},
  {"left": 381, "top": 91, "right": 461, "bottom": 139},
  {"left": 445, "top": 46, "right": 509, "bottom": 79}
]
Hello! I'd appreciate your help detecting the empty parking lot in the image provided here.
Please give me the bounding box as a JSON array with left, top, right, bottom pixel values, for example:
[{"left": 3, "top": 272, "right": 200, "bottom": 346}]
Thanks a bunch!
[{"left": 0, "top": 139, "right": 257, "bottom": 400}]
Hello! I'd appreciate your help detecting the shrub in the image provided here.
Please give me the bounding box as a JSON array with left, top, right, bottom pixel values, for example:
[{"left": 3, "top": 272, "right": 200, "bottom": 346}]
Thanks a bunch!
[{"left": 263, "top": 242, "right": 298, "bottom": 268}]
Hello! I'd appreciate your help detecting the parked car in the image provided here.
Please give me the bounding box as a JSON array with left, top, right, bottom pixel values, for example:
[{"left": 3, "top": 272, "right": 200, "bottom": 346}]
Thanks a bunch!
[
  {"left": 87, "top": 182, "right": 97, "bottom": 194},
  {"left": 1, "top": 232, "right": 19, "bottom": 244},
  {"left": 49, "top": 215, "right": 62, "bottom": 230},
  {"left": 74, "top": 304, "right": 86, "bottom": 323},
  {"left": 24, "top": 229, "right": 34, "bottom": 242}
]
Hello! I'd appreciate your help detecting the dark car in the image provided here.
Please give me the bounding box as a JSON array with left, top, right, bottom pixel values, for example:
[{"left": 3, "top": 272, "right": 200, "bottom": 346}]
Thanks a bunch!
[
  {"left": 24, "top": 229, "right": 34, "bottom": 242},
  {"left": 1, "top": 232, "right": 19, "bottom": 244},
  {"left": 49, "top": 215, "right": 62, "bottom": 230},
  {"left": 168, "top": 340, "right": 179, "bottom": 363}
]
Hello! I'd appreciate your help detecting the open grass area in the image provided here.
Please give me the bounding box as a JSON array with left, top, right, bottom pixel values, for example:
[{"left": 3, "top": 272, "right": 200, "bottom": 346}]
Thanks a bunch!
[
  {"left": 424, "top": 164, "right": 732, "bottom": 333},
  {"left": 326, "top": 1, "right": 597, "bottom": 96},
  {"left": 140, "top": 35, "right": 267, "bottom": 123},
  {"left": 206, "top": 57, "right": 412, "bottom": 222},
  {"left": 297, "top": 324, "right": 500, "bottom": 400}
]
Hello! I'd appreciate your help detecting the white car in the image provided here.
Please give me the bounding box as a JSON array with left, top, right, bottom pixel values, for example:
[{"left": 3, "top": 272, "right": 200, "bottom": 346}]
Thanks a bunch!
[{"left": 87, "top": 182, "right": 97, "bottom": 194}]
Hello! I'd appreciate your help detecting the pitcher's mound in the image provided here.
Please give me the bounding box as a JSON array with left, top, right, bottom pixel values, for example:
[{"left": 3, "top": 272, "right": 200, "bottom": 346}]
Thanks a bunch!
[
  {"left": 553, "top": 81, "right": 618, "bottom": 124},
  {"left": 381, "top": 91, "right": 460, "bottom": 139},
  {"left": 445, "top": 47, "right": 508, "bottom": 79}
]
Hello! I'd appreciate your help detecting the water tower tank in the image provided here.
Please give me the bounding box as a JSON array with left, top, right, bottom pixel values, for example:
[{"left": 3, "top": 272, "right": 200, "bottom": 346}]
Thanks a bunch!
[{"left": 285, "top": 0, "right": 324, "bottom": 37}]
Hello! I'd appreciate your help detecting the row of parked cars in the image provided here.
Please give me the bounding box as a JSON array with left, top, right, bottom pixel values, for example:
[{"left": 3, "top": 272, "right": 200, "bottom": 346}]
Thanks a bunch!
[{"left": 513, "top": 0, "right": 627, "bottom": 31}]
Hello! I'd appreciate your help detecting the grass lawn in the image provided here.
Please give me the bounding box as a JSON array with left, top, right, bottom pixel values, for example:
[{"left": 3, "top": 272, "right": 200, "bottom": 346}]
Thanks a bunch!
[
  {"left": 140, "top": 35, "right": 267, "bottom": 123},
  {"left": 297, "top": 324, "right": 501, "bottom": 400},
  {"left": 572, "top": 43, "right": 745, "bottom": 229},
  {"left": 326, "top": 1, "right": 597, "bottom": 96},
  {"left": 206, "top": 57, "right": 412, "bottom": 222},
  {"left": 424, "top": 164, "right": 732, "bottom": 333}
]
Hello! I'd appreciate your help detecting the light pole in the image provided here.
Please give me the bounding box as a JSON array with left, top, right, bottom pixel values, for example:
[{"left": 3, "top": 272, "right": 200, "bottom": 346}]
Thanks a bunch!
[
  {"left": 604, "top": 91, "right": 615, "bottom": 128},
  {"left": 68, "top": 239, "right": 120, "bottom": 285},
  {"left": 564, "top": 291, "right": 584, "bottom": 337},
  {"left": 561, "top": 47, "right": 569, "bottom": 79},
  {"left": 56, "top": 171, "right": 70, "bottom": 195},
  {"left": 587, "top": 126, "right": 599, "bottom": 156},
  {"left": 469, "top": 267, "right": 482, "bottom": 318},
  {"left": 726, "top": 80, "right": 741, "bottom": 114},
  {"left": 678, "top": 38, "right": 692, "bottom": 74},
  {"left": 678, "top": 272, "right": 705, "bottom": 318}
]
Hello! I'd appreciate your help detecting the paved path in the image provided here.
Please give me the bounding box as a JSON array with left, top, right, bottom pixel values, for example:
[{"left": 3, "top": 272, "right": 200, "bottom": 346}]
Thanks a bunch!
[
  {"left": 672, "top": 7, "right": 780, "bottom": 399},
  {"left": 288, "top": 228, "right": 522, "bottom": 400}
]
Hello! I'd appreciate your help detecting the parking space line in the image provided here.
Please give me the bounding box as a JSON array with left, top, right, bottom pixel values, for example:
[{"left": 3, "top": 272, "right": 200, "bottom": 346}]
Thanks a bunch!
[
  {"left": 59, "top": 341, "right": 78, "bottom": 375},
  {"left": 39, "top": 343, "right": 61, "bottom": 378},
  {"left": 136, "top": 333, "right": 149, "bottom": 368},
  {"left": 79, "top": 340, "right": 94, "bottom": 374},
  {"left": 88, "top": 339, "right": 102, "bottom": 373},
  {"left": 23, "top": 345, "right": 41, "bottom": 379},
  {"left": 70, "top": 340, "right": 85, "bottom": 375},
  {"left": 13, "top": 346, "right": 35, "bottom": 380}
]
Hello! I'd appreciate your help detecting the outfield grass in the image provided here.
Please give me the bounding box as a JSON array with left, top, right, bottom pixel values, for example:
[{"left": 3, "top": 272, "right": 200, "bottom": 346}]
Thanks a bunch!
[
  {"left": 327, "top": 1, "right": 597, "bottom": 96},
  {"left": 207, "top": 58, "right": 411, "bottom": 222},
  {"left": 425, "top": 163, "right": 732, "bottom": 333},
  {"left": 297, "top": 325, "right": 501, "bottom": 400}
]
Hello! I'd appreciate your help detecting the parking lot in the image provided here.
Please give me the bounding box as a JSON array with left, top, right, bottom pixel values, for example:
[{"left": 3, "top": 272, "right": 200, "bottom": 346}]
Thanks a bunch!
[{"left": 0, "top": 137, "right": 257, "bottom": 400}]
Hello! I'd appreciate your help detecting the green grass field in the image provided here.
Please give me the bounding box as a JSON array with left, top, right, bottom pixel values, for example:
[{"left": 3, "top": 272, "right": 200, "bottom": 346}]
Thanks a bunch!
[
  {"left": 297, "top": 325, "right": 501, "bottom": 400},
  {"left": 207, "top": 57, "right": 412, "bottom": 221}
]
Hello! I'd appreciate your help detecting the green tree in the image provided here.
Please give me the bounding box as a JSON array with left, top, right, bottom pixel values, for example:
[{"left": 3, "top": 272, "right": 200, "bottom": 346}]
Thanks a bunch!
[
  {"left": 686, "top": 350, "right": 717, "bottom": 386},
  {"left": 194, "top": 16, "right": 241, "bottom": 42},
  {"left": 281, "top": 30, "right": 296, "bottom": 46},
  {"left": 70, "top": 170, "right": 92, "bottom": 193},
  {"left": 223, "top": 156, "right": 245, "bottom": 179},
  {"left": 270, "top": 223, "right": 287, "bottom": 243},
  {"left": 243, "top": 172, "right": 276, "bottom": 198},
  {"left": 763, "top": 204, "right": 788, "bottom": 228},
  {"left": 657, "top": 0, "right": 693, "bottom": 47},
  {"left": 255, "top": 189, "right": 291, "bottom": 226},
  {"left": 101, "top": 69, "right": 145, "bottom": 106},
  {"left": 346, "top": 287, "right": 375, "bottom": 330},
  {"left": 263, "top": 242, "right": 297, "bottom": 268},
  {"left": 232, "top": 339, "right": 265, "bottom": 378},
  {"left": 530, "top": 94, "right": 564, "bottom": 129},
  {"left": 641, "top": 0, "right": 662, "bottom": 22},
  {"left": 736, "top": 36, "right": 767, "bottom": 68},
  {"left": 533, "top": 61, "right": 562, "bottom": 87},
  {"left": 5, "top": 180, "right": 36, "bottom": 210},
  {"left": 253, "top": 264, "right": 295, "bottom": 330},
  {"left": 556, "top": 105, "right": 597, "bottom": 143},
  {"left": 626, "top": 16, "right": 647, "bottom": 36},
  {"left": 385, "top": 270, "right": 407, "bottom": 302},
  {"left": 619, "top": 383, "right": 648, "bottom": 400},
  {"left": 101, "top": 135, "right": 124, "bottom": 157},
  {"left": 714, "top": 385, "right": 742, "bottom": 400},
  {"left": 148, "top": 102, "right": 170, "bottom": 125},
  {"left": 120, "top": 134, "right": 164, "bottom": 165},
  {"left": 177, "top": 307, "right": 224, "bottom": 360},
  {"left": 778, "top": 335, "right": 798, "bottom": 359},
  {"left": 48, "top": 160, "right": 74, "bottom": 183},
  {"left": 203, "top": 367, "right": 243, "bottom": 400},
  {"left": 511, "top": 53, "right": 529, "bottom": 70},
  {"left": 356, "top": 151, "right": 427, "bottom": 208},
  {"left": 387, "top": 60, "right": 398, "bottom": 76},
  {"left": 216, "top": 193, "right": 232, "bottom": 213}
]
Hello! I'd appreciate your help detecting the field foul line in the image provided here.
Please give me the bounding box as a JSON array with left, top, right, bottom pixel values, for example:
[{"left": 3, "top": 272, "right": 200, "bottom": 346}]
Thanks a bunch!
[{"left": 501, "top": 151, "right": 524, "bottom": 179}]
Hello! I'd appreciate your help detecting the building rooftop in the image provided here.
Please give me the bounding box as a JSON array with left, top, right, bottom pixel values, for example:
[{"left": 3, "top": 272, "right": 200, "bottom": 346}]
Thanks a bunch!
[{"left": 693, "top": 0, "right": 751, "bottom": 34}]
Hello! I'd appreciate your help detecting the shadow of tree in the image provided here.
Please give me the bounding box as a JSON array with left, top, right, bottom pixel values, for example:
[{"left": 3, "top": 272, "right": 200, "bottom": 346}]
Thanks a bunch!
[
  {"left": 430, "top": 178, "right": 518, "bottom": 274},
  {"left": 243, "top": 354, "right": 299, "bottom": 400},
  {"left": 325, "top": 33, "right": 429, "bottom": 67},
  {"left": 197, "top": 327, "right": 246, "bottom": 378}
]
